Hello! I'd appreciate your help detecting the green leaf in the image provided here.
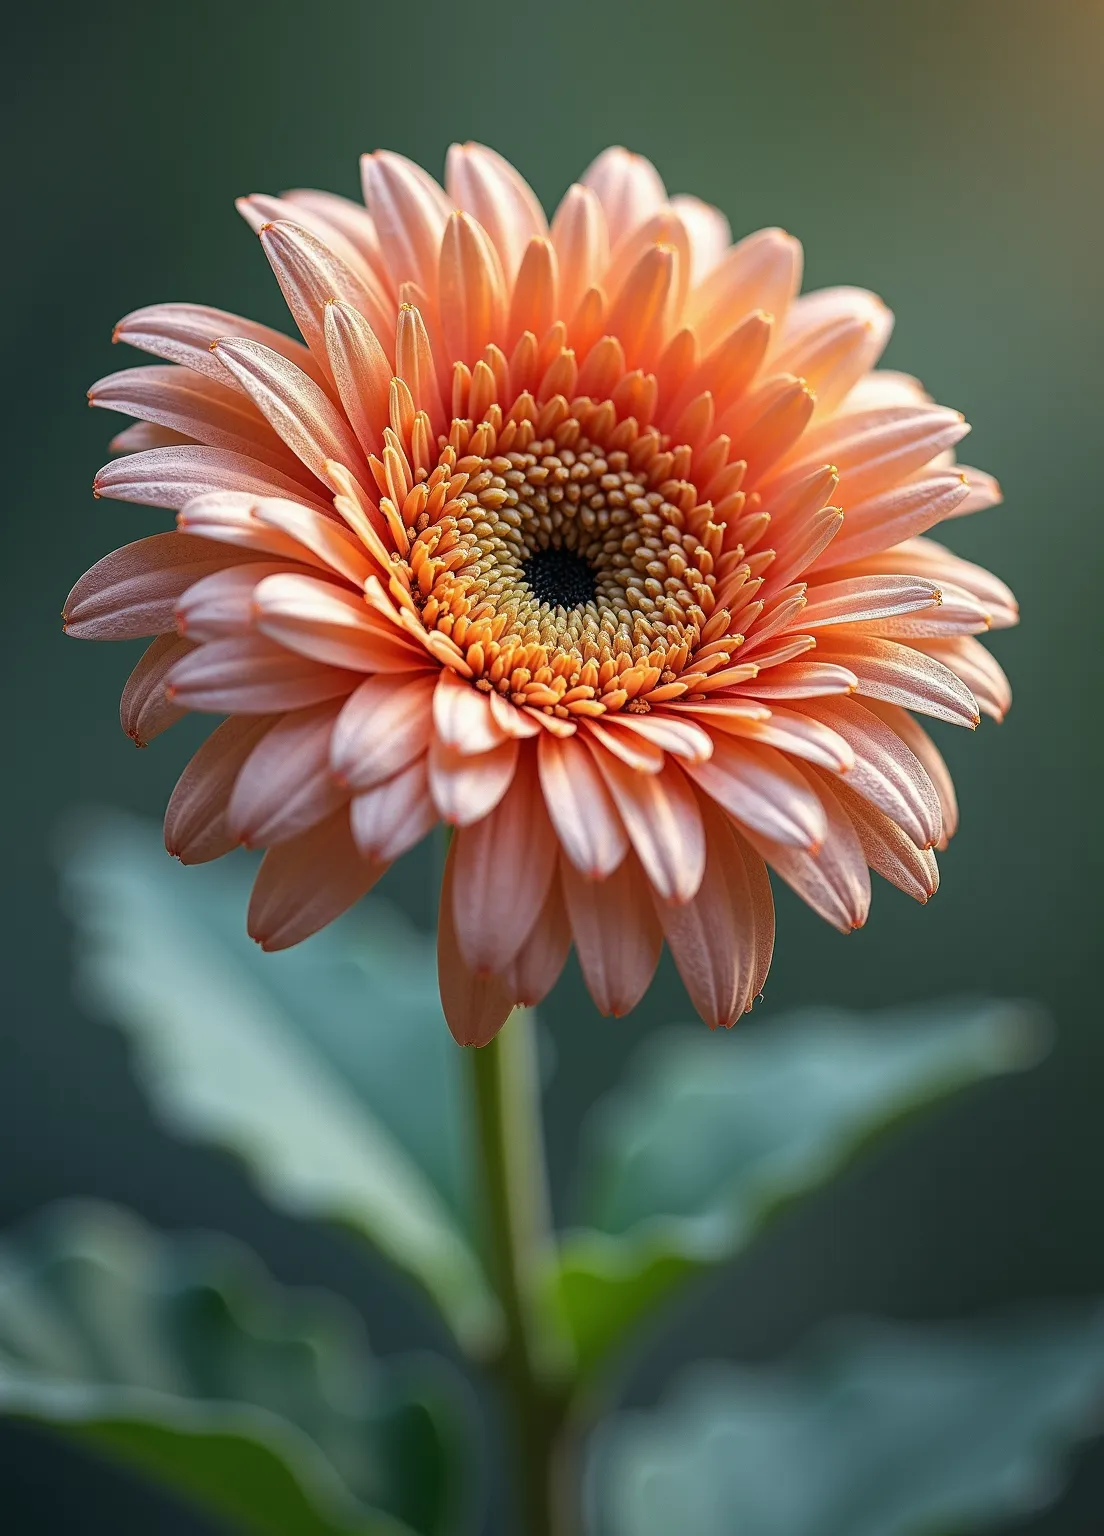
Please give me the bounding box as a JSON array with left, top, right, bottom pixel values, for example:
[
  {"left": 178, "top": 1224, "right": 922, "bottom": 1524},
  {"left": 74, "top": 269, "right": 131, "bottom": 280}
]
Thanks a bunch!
[
  {"left": 60, "top": 813, "right": 500, "bottom": 1356},
  {"left": 0, "top": 1202, "right": 471, "bottom": 1536},
  {"left": 587, "top": 1311, "right": 1104, "bottom": 1536},
  {"left": 554, "top": 1002, "right": 1046, "bottom": 1377}
]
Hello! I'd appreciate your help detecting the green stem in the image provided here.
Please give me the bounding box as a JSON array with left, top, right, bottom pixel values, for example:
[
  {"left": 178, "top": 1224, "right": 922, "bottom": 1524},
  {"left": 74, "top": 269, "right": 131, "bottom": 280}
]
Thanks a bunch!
[{"left": 468, "top": 1010, "right": 575, "bottom": 1536}]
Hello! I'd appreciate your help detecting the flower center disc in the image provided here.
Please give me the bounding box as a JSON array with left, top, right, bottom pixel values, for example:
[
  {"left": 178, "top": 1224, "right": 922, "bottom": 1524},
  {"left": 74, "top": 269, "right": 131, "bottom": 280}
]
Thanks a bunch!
[{"left": 391, "top": 399, "right": 745, "bottom": 719}]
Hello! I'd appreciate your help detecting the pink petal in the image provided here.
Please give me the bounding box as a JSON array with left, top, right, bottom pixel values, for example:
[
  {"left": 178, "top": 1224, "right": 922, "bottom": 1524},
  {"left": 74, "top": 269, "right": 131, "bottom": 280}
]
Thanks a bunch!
[
  {"left": 600, "top": 711, "right": 714, "bottom": 764},
  {"left": 277, "top": 188, "right": 394, "bottom": 295},
  {"left": 668, "top": 195, "right": 731, "bottom": 285},
  {"left": 740, "top": 658, "right": 859, "bottom": 698},
  {"left": 165, "top": 714, "right": 277, "bottom": 864},
  {"left": 252, "top": 573, "right": 424, "bottom": 673},
  {"left": 438, "top": 211, "right": 508, "bottom": 366},
  {"left": 537, "top": 731, "right": 628, "bottom": 879},
  {"left": 742, "top": 768, "right": 871, "bottom": 933},
  {"left": 360, "top": 150, "right": 452, "bottom": 296},
  {"left": 794, "top": 695, "right": 942, "bottom": 848},
  {"left": 228, "top": 698, "right": 347, "bottom": 847},
  {"left": 561, "top": 852, "right": 662, "bottom": 1017},
  {"left": 350, "top": 757, "right": 437, "bottom": 861},
  {"left": 863, "top": 700, "right": 959, "bottom": 844},
  {"left": 432, "top": 669, "right": 509, "bottom": 754},
  {"left": 590, "top": 748, "right": 706, "bottom": 903},
  {"left": 771, "top": 404, "right": 969, "bottom": 506},
  {"left": 685, "top": 733, "right": 827, "bottom": 848},
  {"left": 944, "top": 465, "right": 1003, "bottom": 518},
  {"left": 549, "top": 183, "right": 610, "bottom": 325},
  {"left": 212, "top": 338, "right": 370, "bottom": 484},
  {"left": 654, "top": 794, "right": 762, "bottom": 1028},
  {"left": 332, "top": 671, "right": 436, "bottom": 789},
  {"left": 64, "top": 533, "right": 254, "bottom": 640},
  {"left": 90, "top": 365, "right": 308, "bottom": 477},
  {"left": 445, "top": 142, "right": 547, "bottom": 282},
  {"left": 178, "top": 492, "right": 354, "bottom": 569},
  {"left": 686, "top": 228, "right": 803, "bottom": 339},
  {"left": 237, "top": 192, "right": 385, "bottom": 296},
  {"left": 322, "top": 299, "right": 393, "bottom": 459},
  {"left": 258, "top": 220, "right": 395, "bottom": 381},
  {"left": 799, "top": 574, "right": 942, "bottom": 628},
  {"left": 436, "top": 840, "right": 516, "bottom": 1047},
  {"left": 701, "top": 704, "right": 856, "bottom": 772},
  {"left": 94, "top": 446, "right": 330, "bottom": 513},
  {"left": 120, "top": 633, "right": 192, "bottom": 744},
  {"left": 913, "top": 636, "right": 1012, "bottom": 721},
  {"left": 451, "top": 749, "right": 558, "bottom": 973},
  {"left": 812, "top": 472, "right": 970, "bottom": 569},
  {"left": 822, "top": 769, "right": 939, "bottom": 903},
  {"left": 770, "top": 287, "right": 893, "bottom": 414},
  {"left": 581, "top": 147, "right": 667, "bottom": 247},
  {"left": 499, "top": 874, "right": 572, "bottom": 1008},
  {"left": 428, "top": 736, "right": 519, "bottom": 825},
  {"left": 166, "top": 635, "right": 360, "bottom": 713},
  {"left": 248, "top": 806, "right": 385, "bottom": 951},
  {"left": 813, "top": 632, "right": 980, "bottom": 727},
  {"left": 177, "top": 561, "right": 304, "bottom": 640},
  {"left": 113, "top": 302, "right": 329, "bottom": 393}
]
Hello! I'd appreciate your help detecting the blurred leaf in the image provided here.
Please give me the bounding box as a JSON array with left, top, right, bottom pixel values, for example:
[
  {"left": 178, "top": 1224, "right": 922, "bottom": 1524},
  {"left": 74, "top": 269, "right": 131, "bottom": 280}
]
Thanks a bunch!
[
  {"left": 587, "top": 1311, "right": 1104, "bottom": 1536},
  {"left": 0, "top": 1202, "right": 473, "bottom": 1536},
  {"left": 554, "top": 1002, "right": 1046, "bottom": 1377},
  {"left": 60, "top": 812, "right": 500, "bottom": 1356}
]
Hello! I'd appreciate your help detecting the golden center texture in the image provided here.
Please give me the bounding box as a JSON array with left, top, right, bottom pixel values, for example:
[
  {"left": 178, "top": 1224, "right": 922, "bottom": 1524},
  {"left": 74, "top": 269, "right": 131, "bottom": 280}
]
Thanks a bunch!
[{"left": 388, "top": 399, "right": 743, "bottom": 719}]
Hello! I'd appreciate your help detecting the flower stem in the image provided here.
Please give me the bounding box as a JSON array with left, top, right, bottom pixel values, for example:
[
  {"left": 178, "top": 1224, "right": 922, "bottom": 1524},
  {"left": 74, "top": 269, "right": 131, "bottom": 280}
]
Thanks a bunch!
[{"left": 467, "top": 1010, "right": 575, "bottom": 1535}]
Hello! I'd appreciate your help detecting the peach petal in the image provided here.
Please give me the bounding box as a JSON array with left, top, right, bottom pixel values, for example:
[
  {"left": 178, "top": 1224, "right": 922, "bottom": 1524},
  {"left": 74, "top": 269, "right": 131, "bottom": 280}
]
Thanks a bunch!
[
  {"left": 120, "top": 633, "right": 192, "bottom": 744},
  {"left": 166, "top": 635, "right": 360, "bottom": 714},
  {"left": 669, "top": 195, "right": 731, "bottom": 285},
  {"left": 537, "top": 731, "right": 628, "bottom": 880},
  {"left": 64, "top": 533, "right": 255, "bottom": 640},
  {"left": 446, "top": 142, "right": 547, "bottom": 282},
  {"left": 550, "top": 183, "right": 610, "bottom": 324},
  {"left": 165, "top": 714, "right": 278, "bottom": 864},
  {"left": 499, "top": 873, "right": 572, "bottom": 1009},
  {"left": 822, "top": 768, "right": 939, "bottom": 903},
  {"left": 863, "top": 700, "right": 959, "bottom": 845},
  {"left": 89, "top": 364, "right": 307, "bottom": 477},
  {"left": 432, "top": 668, "right": 509, "bottom": 755},
  {"left": 437, "top": 840, "right": 516, "bottom": 1047},
  {"left": 350, "top": 757, "right": 437, "bottom": 862},
  {"left": 451, "top": 751, "right": 558, "bottom": 973},
  {"left": 590, "top": 749, "right": 706, "bottom": 904},
  {"left": 654, "top": 794, "right": 761, "bottom": 1028},
  {"left": 685, "top": 733, "right": 827, "bottom": 848},
  {"left": 112, "top": 302, "right": 328, "bottom": 393},
  {"left": 581, "top": 147, "right": 667, "bottom": 247},
  {"left": 428, "top": 736, "right": 519, "bottom": 826},
  {"left": 332, "top": 672, "right": 436, "bottom": 790},
  {"left": 94, "top": 445, "right": 331, "bottom": 514},
  {"left": 176, "top": 561, "right": 303, "bottom": 640},
  {"left": 252, "top": 573, "right": 423, "bottom": 673},
  {"left": 561, "top": 852, "right": 662, "bottom": 1017},
  {"left": 212, "top": 338, "right": 370, "bottom": 485},
  {"left": 228, "top": 699, "right": 347, "bottom": 847},
  {"left": 248, "top": 806, "right": 385, "bottom": 952},
  {"left": 742, "top": 767, "right": 871, "bottom": 933},
  {"left": 361, "top": 150, "right": 452, "bottom": 295},
  {"left": 794, "top": 695, "right": 942, "bottom": 848},
  {"left": 438, "top": 211, "right": 508, "bottom": 366},
  {"left": 686, "top": 227, "right": 803, "bottom": 339},
  {"left": 258, "top": 220, "right": 395, "bottom": 380},
  {"left": 322, "top": 300, "right": 393, "bottom": 459},
  {"left": 813, "top": 632, "right": 980, "bottom": 728},
  {"left": 799, "top": 574, "right": 942, "bottom": 628}
]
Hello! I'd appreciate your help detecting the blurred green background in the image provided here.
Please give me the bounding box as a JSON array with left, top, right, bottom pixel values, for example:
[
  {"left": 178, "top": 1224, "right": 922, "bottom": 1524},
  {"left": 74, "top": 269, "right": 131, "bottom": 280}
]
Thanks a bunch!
[{"left": 4, "top": 0, "right": 1102, "bottom": 1528}]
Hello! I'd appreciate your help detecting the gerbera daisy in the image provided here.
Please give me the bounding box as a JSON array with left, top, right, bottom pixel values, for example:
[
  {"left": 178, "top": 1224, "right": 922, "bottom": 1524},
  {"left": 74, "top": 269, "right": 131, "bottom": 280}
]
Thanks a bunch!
[{"left": 64, "top": 143, "right": 1015, "bottom": 1045}]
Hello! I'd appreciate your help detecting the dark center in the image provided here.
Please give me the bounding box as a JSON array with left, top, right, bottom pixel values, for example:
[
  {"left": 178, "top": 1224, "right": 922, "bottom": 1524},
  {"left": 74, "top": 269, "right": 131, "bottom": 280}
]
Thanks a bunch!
[{"left": 522, "top": 545, "right": 598, "bottom": 610}]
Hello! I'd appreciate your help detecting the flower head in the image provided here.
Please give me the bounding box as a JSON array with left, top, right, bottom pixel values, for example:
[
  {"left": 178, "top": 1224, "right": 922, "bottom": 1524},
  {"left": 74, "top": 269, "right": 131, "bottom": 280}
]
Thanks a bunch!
[{"left": 65, "top": 143, "right": 1015, "bottom": 1043}]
